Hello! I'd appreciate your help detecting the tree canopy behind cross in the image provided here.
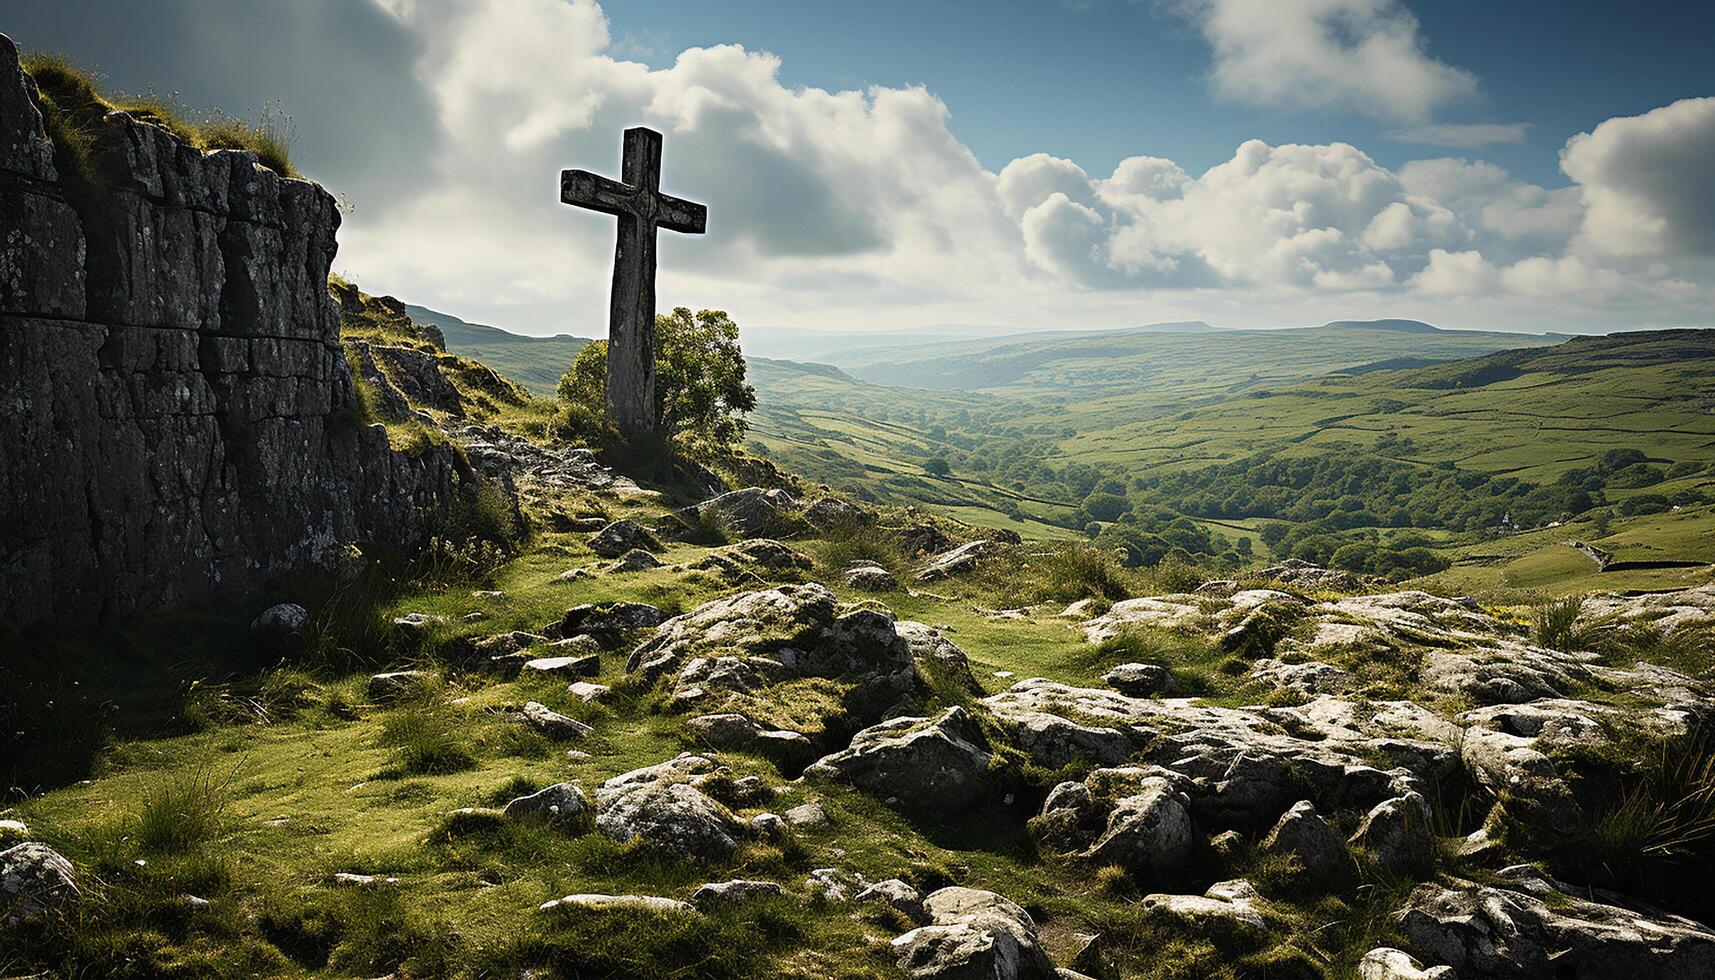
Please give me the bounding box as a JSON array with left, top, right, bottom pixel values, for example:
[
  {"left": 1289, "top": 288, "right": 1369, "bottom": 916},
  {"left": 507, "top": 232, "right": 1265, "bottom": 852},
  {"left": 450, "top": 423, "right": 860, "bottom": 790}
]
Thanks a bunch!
[{"left": 558, "top": 307, "right": 757, "bottom": 447}]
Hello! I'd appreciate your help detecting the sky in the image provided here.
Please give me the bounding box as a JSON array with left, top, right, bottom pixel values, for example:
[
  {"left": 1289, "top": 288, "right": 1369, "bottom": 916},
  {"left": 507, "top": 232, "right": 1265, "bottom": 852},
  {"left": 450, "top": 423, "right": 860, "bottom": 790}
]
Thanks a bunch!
[{"left": 7, "top": 0, "right": 1714, "bottom": 338}]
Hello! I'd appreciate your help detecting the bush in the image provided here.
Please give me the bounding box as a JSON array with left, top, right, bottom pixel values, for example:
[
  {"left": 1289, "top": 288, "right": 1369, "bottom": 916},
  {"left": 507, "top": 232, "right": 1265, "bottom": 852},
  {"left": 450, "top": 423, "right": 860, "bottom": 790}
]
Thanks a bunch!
[{"left": 1533, "top": 596, "right": 1592, "bottom": 652}]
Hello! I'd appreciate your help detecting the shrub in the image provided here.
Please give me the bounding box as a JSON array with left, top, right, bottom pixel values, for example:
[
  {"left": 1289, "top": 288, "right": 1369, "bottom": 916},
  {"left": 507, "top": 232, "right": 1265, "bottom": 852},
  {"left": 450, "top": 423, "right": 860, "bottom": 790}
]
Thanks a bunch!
[
  {"left": 1042, "top": 544, "right": 1130, "bottom": 602},
  {"left": 1533, "top": 596, "right": 1592, "bottom": 652}
]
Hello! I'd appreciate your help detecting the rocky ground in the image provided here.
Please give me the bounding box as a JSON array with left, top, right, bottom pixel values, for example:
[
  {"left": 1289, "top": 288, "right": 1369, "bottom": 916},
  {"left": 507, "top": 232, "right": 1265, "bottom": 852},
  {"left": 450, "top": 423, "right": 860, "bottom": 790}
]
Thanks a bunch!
[{"left": 6, "top": 436, "right": 1715, "bottom": 977}]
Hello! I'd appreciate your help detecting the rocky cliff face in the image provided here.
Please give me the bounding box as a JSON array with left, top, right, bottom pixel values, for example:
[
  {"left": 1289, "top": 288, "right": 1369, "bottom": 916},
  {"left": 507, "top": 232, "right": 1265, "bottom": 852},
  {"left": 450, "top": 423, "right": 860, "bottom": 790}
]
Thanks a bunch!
[{"left": 0, "top": 33, "right": 477, "bottom": 624}]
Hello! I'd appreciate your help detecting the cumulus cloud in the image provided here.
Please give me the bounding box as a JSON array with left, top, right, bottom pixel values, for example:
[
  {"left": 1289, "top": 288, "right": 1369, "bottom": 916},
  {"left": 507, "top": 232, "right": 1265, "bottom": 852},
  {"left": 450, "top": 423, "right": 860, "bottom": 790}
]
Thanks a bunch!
[
  {"left": 1165, "top": 0, "right": 1479, "bottom": 122},
  {"left": 1386, "top": 122, "right": 1531, "bottom": 148},
  {"left": 318, "top": 0, "right": 1712, "bottom": 334},
  {"left": 1561, "top": 97, "right": 1715, "bottom": 257}
]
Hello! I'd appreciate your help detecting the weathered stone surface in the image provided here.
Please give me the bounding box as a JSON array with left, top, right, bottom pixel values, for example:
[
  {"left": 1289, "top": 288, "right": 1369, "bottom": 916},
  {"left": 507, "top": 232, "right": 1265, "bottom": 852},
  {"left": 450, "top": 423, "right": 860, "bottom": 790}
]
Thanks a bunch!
[
  {"left": 521, "top": 701, "right": 593, "bottom": 740},
  {"left": 593, "top": 755, "right": 742, "bottom": 860},
  {"left": 369, "top": 344, "right": 463, "bottom": 416},
  {"left": 0, "top": 32, "right": 483, "bottom": 625},
  {"left": 1357, "top": 948, "right": 1453, "bottom": 979},
  {"left": 1261, "top": 800, "right": 1356, "bottom": 891},
  {"left": 567, "top": 681, "right": 614, "bottom": 703},
  {"left": 1142, "top": 880, "right": 1268, "bottom": 939},
  {"left": 1396, "top": 866, "right": 1715, "bottom": 978},
  {"left": 251, "top": 602, "right": 310, "bottom": 637},
  {"left": 686, "top": 713, "right": 813, "bottom": 761},
  {"left": 685, "top": 538, "right": 813, "bottom": 576},
  {"left": 368, "top": 670, "right": 434, "bottom": 702},
  {"left": 844, "top": 562, "right": 899, "bottom": 592},
  {"left": 1102, "top": 662, "right": 1175, "bottom": 697},
  {"left": 588, "top": 519, "right": 660, "bottom": 558},
  {"left": 1, "top": 842, "right": 78, "bottom": 927},
  {"left": 502, "top": 782, "right": 591, "bottom": 828},
  {"left": 1249, "top": 658, "right": 1349, "bottom": 695},
  {"left": 1012, "top": 713, "right": 1133, "bottom": 769},
  {"left": 691, "top": 879, "right": 784, "bottom": 908},
  {"left": 915, "top": 541, "right": 991, "bottom": 582},
  {"left": 522, "top": 654, "right": 600, "bottom": 679},
  {"left": 1258, "top": 559, "right": 1360, "bottom": 591},
  {"left": 1349, "top": 792, "right": 1436, "bottom": 874},
  {"left": 892, "top": 886, "right": 1058, "bottom": 980},
  {"left": 895, "top": 621, "right": 982, "bottom": 694},
  {"left": 856, "top": 878, "right": 928, "bottom": 924},
  {"left": 804, "top": 497, "right": 868, "bottom": 529},
  {"left": 550, "top": 601, "right": 665, "bottom": 646},
  {"left": 804, "top": 707, "right": 993, "bottom": 813},
  {"left": 1030, "top": 767, "right": 1193, "bottom": 873},
  {"left": 681, "top": 487, "right": 800, "bottom": 538},
  {"left": 784, "top": 801, "right": 831, "bottom": 828}
]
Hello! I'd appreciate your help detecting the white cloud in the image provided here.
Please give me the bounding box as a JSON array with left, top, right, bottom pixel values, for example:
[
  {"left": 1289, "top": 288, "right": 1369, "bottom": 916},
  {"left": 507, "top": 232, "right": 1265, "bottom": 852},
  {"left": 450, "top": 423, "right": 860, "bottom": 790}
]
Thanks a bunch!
[
  {"left": 1561, "top": 96, "right": 1715, "bottom": 258},
  {"left": 1165, "top": 0, "right": 1479, "bottom": 122},
  {"left": 1386, "top": 122, "right": 1531, "bottom": 148},
  {"left": 333, "top": 0, "right": 1713, "bottom": 337}
]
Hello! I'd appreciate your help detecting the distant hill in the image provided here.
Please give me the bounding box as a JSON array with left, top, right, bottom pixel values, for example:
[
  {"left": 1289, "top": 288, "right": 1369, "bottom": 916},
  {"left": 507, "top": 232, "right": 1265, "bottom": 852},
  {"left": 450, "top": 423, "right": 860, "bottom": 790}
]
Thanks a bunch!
[{"left": 405, "top": 303, "right": 592, "bottom": 394}]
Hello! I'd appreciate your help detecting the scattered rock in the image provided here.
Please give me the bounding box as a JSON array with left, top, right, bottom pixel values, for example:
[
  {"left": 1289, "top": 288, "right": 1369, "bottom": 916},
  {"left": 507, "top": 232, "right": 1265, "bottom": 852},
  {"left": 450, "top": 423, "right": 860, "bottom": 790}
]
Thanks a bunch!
[
  {"left": 1260, "top": 800, "right": 1356, "bottom": 891},
  {"left": 522, "top": 654, "right": 599, "bottom": 679},
  {"left": 251, "top": 602, "right": 309, "bottom": 636},
  {"left": 894, "top": 621, "right": 982, "bottom": 694},
  {"left": 892, "top": 886, "right": 1057, "bottom": 980},
  {"left": 804, "top": 707, "right": 993, "bottom": 813},
  {"left": 1, "top": 842, "right": 79, "bottom": 926},
  {"left": 900, "top": 523, "right": 953, "bottom": 556},
  {"left": 681, "top": 487, "right": 800, "bottom": 538},
  {"left": 750, "top": 812, "right": 785, "bottom": 834},
  {"left": 1030, "top": 768, "right": 1194, "bottom": 873},
  {"left": 783, "top": 802, "right": 831, "bottom": 829},
  {"left": 804, "top": 497, "right": 868, "bottom": 529},
  {"left": 915, "top": 541, "right": 991, "bottom": 582},
  {"left": 1396, "top": 865, "right": 1715, "bottom": 978},
  {"left": 368, "top": 670, "right": 434, "bottom": 703},
  {"left": 1357, "top": 947, "right": 1453, "bottom": 979},
  {"left": 393, "top": 612, "right": 447, "bottom": 637},
  {"left": 607, "top": 549, "right": 666, "bottom": 573},
  {"left": 690, "top": 879, "right": 784, "bottom": 909},
  {"left": 594, "top": 755, "right": 742, "bottom": 860},
  {"left": 1258, "top": 559, "right": 1360, "bottom": 592},
  {"left": 844, "top": 562, "right": 899, "bottom": 592},
  {"left": 551, "top": 601, "right": 665, "bottom": 646},
  {"left": 330, "top": 872, "right": 399, "bottom": 888},
  {"left": 1349, "top": 792, "right": 1436, "bottom": 874},
  {"left": 567, "top": 681, "right": 614, "bottom": 704},
  {"left": 502, "top": 783, "right": 591, "bottom": 829},
  {"left": 588, "top": 519, "right": 660, "bottom": 558},
  {"left": 685, "top": 539, "right": 814, "bottom": 578},
  {"left": 1249, "top": 658, "right": 1350, "bottom": 695},
  {"left": 855, "top": 878, "right": 929, "bottom": 924},
  {"left": 1142, "top": 879, "right": 1268, "bottom": 939},
  {"left": 1102, "top": 662, "right": 1175, "bottom": 697},
  {"left": 686, "top": 713, "right": 813, "bottom": 762},
  {"left": 520, "top": 701, "right": 593, "bottom": 740}
]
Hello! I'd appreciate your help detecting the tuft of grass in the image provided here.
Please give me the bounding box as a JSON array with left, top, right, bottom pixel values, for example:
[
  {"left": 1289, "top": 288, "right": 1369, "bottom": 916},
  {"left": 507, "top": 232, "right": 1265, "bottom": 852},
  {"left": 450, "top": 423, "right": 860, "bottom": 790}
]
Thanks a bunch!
[
  {"left": 377, "top": 701, "right": 479, "bottom": 776},
  {"left": 1533, "top": 595, "right": 1593, "bottom": 652},
  {"left": 22, "top": 51, "right": 300, "bottom": 185},
  {"left": 133, "top": 764, "right": 236, "bottom": 854}
]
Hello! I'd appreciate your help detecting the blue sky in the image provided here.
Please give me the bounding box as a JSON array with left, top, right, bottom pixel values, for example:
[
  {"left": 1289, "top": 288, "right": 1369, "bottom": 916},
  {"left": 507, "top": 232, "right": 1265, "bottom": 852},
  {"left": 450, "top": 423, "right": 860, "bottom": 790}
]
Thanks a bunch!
[{"left": 6, "top": 0, "right": 1713, "bottom": 337}]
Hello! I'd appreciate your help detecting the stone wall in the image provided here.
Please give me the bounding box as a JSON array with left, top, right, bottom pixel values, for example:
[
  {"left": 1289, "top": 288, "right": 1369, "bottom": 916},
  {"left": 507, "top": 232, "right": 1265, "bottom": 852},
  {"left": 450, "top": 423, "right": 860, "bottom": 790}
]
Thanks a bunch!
[{"left": 0, "top": 33, "right": 477, "bottom": 624}]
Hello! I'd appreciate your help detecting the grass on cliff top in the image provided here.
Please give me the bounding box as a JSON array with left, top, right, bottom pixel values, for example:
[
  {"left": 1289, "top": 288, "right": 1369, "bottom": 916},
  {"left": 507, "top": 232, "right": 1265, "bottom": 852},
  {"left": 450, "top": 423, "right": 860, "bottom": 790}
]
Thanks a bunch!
[{"left": 23, "top": 50, "right": 299, "bottom": 180}]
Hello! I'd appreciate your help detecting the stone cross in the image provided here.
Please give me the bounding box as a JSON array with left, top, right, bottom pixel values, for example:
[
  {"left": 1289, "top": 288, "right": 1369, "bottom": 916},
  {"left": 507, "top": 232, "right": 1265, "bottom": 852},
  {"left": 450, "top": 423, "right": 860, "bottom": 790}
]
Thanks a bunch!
[{"left": 561, "top": 127, "right": 707, "bottom": 440}]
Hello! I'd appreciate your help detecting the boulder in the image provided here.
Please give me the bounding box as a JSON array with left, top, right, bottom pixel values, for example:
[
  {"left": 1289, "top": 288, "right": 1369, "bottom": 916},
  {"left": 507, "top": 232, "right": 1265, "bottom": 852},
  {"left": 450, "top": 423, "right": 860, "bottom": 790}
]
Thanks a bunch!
[
  {"left": 784, "top": 802, "right": 831, "bottom": 829},
  {"left": 551, "top": 601, "right": 665, "bottom": 646},
  {"left": 1260, "top": 800, "right": 1356, "bottom": 891},
  {"left": 1, "top": 842, "right": 79, "bottom": 927},
  {"left": 1102, "top": 662, "right": 1175, "bottom": 697},
  {"left": 686, "top": 713, "right": 814, "bottom": 762},
  {"left": 1396, "top": 866, "right": 1715, "bottom": 978},
  {"left": 567, "top": 681, "right": 614, "bottom": 703},
  {"left": 915, "top": 541, "right": 990, "bottom": 582},
  {"left": 1349, "top": 792, "right": 1436, "bottom": 874},
  {"left": 522, "top": 654, "right": 599, "bottom": 679},
  {"left": 691, "top": 879, "right": 784, "bottom": 909},
  {"left": 1142, "top": 879, "right": 1267, "bottom": 939},
  {"left": 251, "top": 602, "right": 310, "bottom": 636},
  {"left": 804, "top": 497, "right": 868, "bottom": 529},
  {"left": 682, "top": 487, "right": 800, "bottom": 538},
  {"left": 900, "top": 523, "right": 954, "bottom": 556},
  {"left": 1258, "top": 559, "right": 1360, "bottom": 592},
  {"left": 607, "top": 549, "right": 666, "bottom": 573},
  {"left": 588, "top": 519, "right": 660, "bottom": 558},
  {"left": 1011, "top": 713, "right": 1133, "bottom": 768},
  {"left": 844, "top": 562, "right": 899, "bottom": 592},
  {"left": 892, "top": 886, "right": 1058, "bottom": 980},
  {"left": 804, "top": 707, "right": 993, "bottom": 813},
  {"left": 895, "top": 621, "right": 982, "bottom": 694},
  {"left": 594, "top": 755, "right": 742, "bottom": 860},
  {"left": 855, "top": 878, "right": 929, "bottom": 924},
  {"left": 1030, "top": 768, "right": 1193, "bottom": 873},
  {"left": 502, "top": 782, "right": 591, "bottom": 829},
  {"left": 686, "top": 539, "right": 813, "bottom": 576}
]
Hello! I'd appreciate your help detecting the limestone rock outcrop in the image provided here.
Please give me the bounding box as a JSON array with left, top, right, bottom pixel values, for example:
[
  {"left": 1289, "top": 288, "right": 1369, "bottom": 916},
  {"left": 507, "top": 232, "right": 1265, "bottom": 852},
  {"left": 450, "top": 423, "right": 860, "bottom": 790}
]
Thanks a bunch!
[{"left": 0, "top": 33, "right": 483, "bottom": 623}]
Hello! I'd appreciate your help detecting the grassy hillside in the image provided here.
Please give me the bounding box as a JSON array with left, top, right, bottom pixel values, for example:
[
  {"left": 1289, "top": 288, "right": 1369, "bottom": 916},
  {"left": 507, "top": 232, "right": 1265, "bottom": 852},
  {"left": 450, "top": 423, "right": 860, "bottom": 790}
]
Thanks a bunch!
[{"left": 409, "top": 303, "right": 592, "bottom": 395}]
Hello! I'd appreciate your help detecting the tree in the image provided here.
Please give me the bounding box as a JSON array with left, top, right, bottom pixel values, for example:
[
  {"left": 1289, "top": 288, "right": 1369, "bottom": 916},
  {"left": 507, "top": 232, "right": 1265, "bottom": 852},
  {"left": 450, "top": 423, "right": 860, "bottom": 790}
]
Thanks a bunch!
[
  {"left": 558, "top": 307, "right": 756, "bottom": 446},
  {"left": 924, "top": 456, "right": 952, "bottom": 477}
]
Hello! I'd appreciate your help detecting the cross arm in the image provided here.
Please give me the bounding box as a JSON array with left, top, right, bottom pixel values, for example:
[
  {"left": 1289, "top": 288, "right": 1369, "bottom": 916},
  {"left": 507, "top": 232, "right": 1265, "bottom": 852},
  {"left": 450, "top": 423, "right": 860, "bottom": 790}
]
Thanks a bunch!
[
  {"left": 657, "top": 193, "right": 707, "bottom": 235},
  {"left": 561, "top": 169, "right": 636, "bottom": 217}
]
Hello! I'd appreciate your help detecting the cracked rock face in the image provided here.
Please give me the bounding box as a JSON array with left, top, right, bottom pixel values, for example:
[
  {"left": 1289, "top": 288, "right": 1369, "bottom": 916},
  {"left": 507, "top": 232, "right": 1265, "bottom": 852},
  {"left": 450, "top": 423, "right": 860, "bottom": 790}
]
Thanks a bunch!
[
  {"left": 1030, "top": 767, "right": 1195, "bottom": 873},
  {"left": 2, "top": 842, "right": 79, "bottom": 926},
  {"left": 1396, "top": 866, "right": 1715, "bottom": 978},
  {"left": 891, "top": 886, "right": 1058, "bottom": 980},
  {"left": 681, "top": 487, "right": 800, "bottom": 538},
  {"left": 0, "top": 31, "right": 478, "bottom": 624},
  {"left": 804, "top": 706, "right": 994, "bottom": 813},
  {"left": 593, "top": 755, "right": 743, "bottom": 860}
]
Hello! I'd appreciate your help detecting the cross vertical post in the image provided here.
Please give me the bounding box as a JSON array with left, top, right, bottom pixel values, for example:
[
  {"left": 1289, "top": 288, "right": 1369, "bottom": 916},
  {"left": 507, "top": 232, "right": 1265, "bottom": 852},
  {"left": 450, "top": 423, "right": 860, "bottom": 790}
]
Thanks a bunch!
[{"left": 560, "top": 127, "right": 707, "bottom": 441}]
